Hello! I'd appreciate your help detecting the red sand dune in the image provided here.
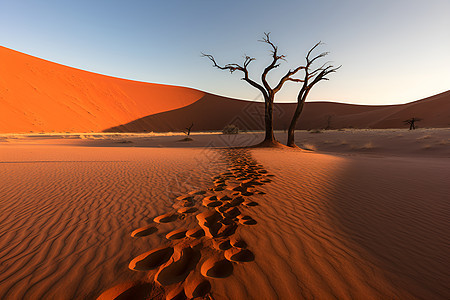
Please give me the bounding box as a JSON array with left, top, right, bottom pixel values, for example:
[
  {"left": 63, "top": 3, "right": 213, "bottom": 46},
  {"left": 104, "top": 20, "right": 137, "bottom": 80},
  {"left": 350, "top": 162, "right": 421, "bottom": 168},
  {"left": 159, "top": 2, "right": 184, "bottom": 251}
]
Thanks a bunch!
[
  {"left": 107, "top": 90, "right": 450, "bottom": 132},
  {"left": 0, "top": 46, "right": 203, "bottom": 133},
  {"left": 1, "top": 46, "right": 448, "bottom": 134}
]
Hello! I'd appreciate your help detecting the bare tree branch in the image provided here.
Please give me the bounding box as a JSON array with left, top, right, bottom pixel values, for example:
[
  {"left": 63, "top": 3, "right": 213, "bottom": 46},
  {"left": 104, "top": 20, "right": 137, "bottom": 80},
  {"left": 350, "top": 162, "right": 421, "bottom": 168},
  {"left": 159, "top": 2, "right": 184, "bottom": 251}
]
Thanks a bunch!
[
  {"left": 202, "top": 33, "right": 314, "bottom": 145},
  {"left": 201, "top": 52, "right": 268, "bottom": 100},
  {"left": 287, "top": 42, "right": 340, "bottom": 147},
  {"left": 273, "top": 65, "right": 306, "bottom": 93},
  {"left": 259, "top": 32, "right": 287, "bottom": 94}
]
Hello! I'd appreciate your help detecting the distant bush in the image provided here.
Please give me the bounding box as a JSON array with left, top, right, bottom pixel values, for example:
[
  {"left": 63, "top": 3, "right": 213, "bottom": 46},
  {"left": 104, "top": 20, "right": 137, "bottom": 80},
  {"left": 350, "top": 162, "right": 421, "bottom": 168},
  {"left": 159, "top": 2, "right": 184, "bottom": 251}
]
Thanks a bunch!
[
  {"left": 222, "top": 124, "right": 239, "bottom": 134},
  {"left": 309, "top": 129, "right": 322, "bottom": 134},
  {"left": 179, "top": 137, "right": 193, "bottom": 142}
]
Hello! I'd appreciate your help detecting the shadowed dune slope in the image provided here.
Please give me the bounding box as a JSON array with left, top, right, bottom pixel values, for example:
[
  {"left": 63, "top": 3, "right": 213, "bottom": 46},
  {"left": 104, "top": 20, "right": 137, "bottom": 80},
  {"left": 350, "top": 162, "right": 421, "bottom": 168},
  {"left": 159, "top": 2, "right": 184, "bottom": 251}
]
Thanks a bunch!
[
  {"left": 106, "top": 90, "right": 450, "bottom": 132},
  {"left": 0, "top": 46, "right": 204, "bottom": 133}
]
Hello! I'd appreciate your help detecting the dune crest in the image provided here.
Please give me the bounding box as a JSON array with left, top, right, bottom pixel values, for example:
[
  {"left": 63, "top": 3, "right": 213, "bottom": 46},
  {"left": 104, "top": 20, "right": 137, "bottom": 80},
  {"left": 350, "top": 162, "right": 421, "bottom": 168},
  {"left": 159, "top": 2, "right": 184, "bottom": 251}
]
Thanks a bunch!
[{"left": 0, "top": 46, "right": 203, "bottom": 133}]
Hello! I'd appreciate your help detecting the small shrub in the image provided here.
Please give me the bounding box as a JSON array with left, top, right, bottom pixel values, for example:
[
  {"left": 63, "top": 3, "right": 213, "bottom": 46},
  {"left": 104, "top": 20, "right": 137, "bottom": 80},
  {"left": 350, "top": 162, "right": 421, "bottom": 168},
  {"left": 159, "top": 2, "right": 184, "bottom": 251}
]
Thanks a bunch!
[
  {"left": 222, "top": 124, "right": 239, "bottom": 134},
  {"left": 361, "top": 141, "right": 375, "bottom": 149},
  {"left": 309, "top": 129, "right": 322, "bottom": 134},
  {"left": 300, "top": 143, "right": 317, "bottom": 151},
  {"left": 179, "top": 137, "right": 193, "bottom": 142}
]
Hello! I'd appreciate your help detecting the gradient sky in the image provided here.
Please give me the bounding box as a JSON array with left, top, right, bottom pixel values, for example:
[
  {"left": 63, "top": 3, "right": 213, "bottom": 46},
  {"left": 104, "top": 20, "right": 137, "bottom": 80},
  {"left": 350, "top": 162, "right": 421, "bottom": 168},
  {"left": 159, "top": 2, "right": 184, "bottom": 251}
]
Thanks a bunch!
[{"left": 1, "top": 0, "right": 449, "bottom": 105}]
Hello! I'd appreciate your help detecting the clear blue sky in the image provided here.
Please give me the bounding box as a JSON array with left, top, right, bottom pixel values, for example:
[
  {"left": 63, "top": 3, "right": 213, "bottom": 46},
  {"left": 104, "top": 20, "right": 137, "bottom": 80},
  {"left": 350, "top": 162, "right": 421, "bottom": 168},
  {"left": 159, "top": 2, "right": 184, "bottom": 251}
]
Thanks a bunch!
[{"left": 1, "top": 0, "right": 449, "bottom": 104}]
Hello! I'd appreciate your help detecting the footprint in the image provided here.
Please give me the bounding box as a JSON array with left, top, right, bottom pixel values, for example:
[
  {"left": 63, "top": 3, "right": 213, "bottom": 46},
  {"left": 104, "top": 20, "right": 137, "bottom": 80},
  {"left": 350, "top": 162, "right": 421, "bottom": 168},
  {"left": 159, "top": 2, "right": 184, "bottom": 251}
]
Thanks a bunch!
[
  {"left": 200, "top": 257, "right": 233, "bottom": 278},
  {"left": 165, "top": 285, "right": 186, "bottom": 300},
  {"left": 155, "top": 246, "right": 200, "bottom": 286},
  {"left": 176, "top": 195, "right": 195, "bottom": 201},
  {"left": 131, "top": 225, "right": 158, "bottom": 237},
  {"left": 215, "top": 204, "right": 230, "bottom": 213},
  {"left": 129, "top": 246, "right": 174, "bottom": 271},
  {"left": 238, "top": 215, "right": 257, "bottom": 225},
  {"left": 196, "top": 210, "right": 223, "bottom": 225},
  {"left": 97, "top": 281, "right": 162, "bottom": 300},
  {"left": 166, "top": 229, "right": 187, "bottom": 240},
  {"left": 242, "top": 179, "right": 263, "bottom": 187},
  {"left": 222, "top": 207, "right": 241, "bottom": 219},
  {"left": 189, "top": 190, "right": 206, "bottom": 195},
  {"left": 230, "top": 237, "right": 247, "bottom": 249},
  {"left": 241, "top": 191, "right": 254, "bottom": 196},
  {"left": 217, "top": 222, "right": 237, "bottom": 237},
  {"left": 224, "top": 248, "right": 255, "bottom": 262},
  {"left": 154, "top": 213, "right": 178, "bottom": 223},
  {"left": 212, "top": 239, "right": 232, "bottom": 250},
  {"left": 177, "top": 207, "right": 198, "bottom": 214},
  {"left": 186, "top": 227, "right": 205, "bottom": 238},
  {"left": 243, "top": 200, "right": 258, "bottom": 207},
  {"left": 228, "top": 196, "right": 245, "bottom": 207},
  {"left": 184, "top": 272, "right": 211, "bottom": 299},
  {"left": 181, "top": 201, "right": 195, "bottom": 207},
  {"left": 202, "top": 198, "right": 222, "bottom": 208}
]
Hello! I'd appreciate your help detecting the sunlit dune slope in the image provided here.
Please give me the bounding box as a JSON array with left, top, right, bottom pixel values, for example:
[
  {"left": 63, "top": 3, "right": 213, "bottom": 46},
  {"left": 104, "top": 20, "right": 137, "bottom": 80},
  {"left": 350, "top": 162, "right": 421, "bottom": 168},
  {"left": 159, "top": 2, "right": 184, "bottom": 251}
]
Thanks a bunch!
[
  {"left": 106, "top": 90, "right": 450, "bottom": 132},
  {"left": 0, "top": 46, "right": 204, "bottom": 133}
]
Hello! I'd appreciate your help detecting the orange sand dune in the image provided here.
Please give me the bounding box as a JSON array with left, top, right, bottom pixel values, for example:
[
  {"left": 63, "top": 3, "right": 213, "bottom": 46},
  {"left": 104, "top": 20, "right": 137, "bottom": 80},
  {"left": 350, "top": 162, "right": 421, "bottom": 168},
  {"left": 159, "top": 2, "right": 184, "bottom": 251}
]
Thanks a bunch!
[
  {"left": 0, "top": 46, "right": 203, "bottom": 133},
  {"left": 2, "top": 46, "right": 448, "bottom": 134},
  {"left": 107, "top": 90, "right": 450, "bottom": 132}
]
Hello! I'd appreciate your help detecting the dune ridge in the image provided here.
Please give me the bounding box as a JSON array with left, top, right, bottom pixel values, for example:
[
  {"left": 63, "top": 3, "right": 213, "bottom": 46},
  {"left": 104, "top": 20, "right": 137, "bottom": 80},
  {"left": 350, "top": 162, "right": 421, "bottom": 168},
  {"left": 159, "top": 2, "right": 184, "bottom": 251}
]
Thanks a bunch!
[
  {"left": 1, "top": 46, "right": 448, "bottom": 134},
  {"left": 0, "top": 46, "right": 203, "bottom": 133},
  {"left": 106, "top": 90, "right": 450, "bottom": 133}
]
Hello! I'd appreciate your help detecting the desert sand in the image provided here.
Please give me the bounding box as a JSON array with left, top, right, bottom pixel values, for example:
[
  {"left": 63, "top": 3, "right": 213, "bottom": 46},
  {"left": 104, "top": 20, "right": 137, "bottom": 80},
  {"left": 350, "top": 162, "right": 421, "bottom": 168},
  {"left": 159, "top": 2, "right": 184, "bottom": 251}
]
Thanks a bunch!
[{"left": 0, "top": 130, "right": 449, "bottom": 299}]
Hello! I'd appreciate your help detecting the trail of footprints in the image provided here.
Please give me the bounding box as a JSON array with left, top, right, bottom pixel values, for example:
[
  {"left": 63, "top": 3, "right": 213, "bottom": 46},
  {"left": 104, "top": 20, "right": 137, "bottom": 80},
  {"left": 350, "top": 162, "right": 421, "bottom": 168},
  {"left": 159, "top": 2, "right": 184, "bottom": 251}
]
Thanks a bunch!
[{"left": 126, "top": 149, "right": 274, "bottom": 299}]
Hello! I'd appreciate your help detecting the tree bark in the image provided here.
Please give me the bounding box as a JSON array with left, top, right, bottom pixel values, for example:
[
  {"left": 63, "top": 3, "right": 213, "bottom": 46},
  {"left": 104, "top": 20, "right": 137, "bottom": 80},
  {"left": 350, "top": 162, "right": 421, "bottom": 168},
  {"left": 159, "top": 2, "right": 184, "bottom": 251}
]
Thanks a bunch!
[
  {"left": 287, "top": 95, "right": 307, "bottom": 147},
  {"left": 264, "top": 99, "right": 275, "bottom": 142}
]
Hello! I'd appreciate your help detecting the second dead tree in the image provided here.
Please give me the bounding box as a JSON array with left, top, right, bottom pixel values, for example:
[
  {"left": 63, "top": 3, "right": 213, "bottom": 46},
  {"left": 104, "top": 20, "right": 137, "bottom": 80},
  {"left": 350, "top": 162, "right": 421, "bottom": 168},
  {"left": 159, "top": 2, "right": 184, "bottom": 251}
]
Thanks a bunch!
[
  {"left": 184, "top": 123, "right": 194, "bottom": 136},
  {"left": 287, "top": 42, "right": 340, "bottom": 147},
  {"left": 404, "top": 117, "right": 421, "bottom": 130}
]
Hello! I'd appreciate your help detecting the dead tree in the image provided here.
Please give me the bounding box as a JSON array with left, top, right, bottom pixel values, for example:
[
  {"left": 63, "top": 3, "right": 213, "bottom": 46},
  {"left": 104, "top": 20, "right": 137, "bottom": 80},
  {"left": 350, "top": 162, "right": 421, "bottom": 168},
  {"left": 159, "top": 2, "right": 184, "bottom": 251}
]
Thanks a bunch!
[
  {"left": 324, "top": 114, "right": 334, "bottom": 130},
  {"left": 184, "top": 122, "right": 194, "bottom": 135},
  {"left": 404, "top": 117, "right": 421, "bottom": 130},
  {"left": 287, "top": 42, "right": 340, "bottom": 147},
  {"left": 202, "top": 33, "right": 304, "bottom": 146}
]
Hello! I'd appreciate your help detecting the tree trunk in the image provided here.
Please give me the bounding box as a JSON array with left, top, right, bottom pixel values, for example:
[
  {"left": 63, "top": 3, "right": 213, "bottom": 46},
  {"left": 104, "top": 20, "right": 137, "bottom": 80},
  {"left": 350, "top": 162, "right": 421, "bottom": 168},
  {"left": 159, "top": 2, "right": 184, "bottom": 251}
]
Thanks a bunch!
[
  {"left": 264, "top": 99, "right": 275, "bottom": 142},
  {"left": 287, "top": 96, "right": 307, "bottom": 147}
]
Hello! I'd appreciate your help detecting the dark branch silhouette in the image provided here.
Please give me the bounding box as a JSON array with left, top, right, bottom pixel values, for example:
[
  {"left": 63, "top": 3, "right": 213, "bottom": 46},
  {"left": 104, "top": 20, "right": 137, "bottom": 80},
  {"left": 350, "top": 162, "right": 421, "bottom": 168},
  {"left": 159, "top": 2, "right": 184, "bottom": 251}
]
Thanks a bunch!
[
  {"left": 202, "top": 32, "right": 304, "bottom": 146},
  {"left": 184, "top": 122, "right": 194, "bottom": 136},
  {"left": 287, "top": 42, "right": 340, "bottom": 147},
  {"left": 404, "top": 117, "right": 421, "bottom": 130}
]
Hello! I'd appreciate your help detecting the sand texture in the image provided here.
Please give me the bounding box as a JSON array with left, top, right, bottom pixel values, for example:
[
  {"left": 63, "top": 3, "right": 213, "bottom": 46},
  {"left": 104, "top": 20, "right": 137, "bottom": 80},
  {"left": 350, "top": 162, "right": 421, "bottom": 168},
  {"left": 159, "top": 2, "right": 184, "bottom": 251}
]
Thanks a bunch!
[
  {"left": 0, "top": 145, "right": 225, "bottom": 299},
  {"left": 0, "top": 131, "right": 449, "bottom": 299}
]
